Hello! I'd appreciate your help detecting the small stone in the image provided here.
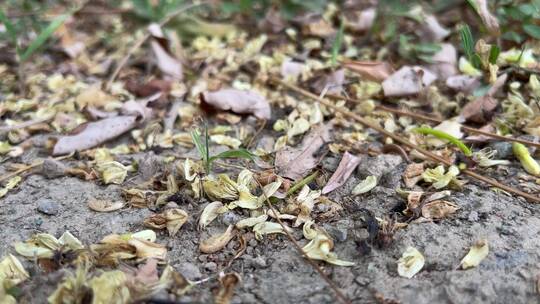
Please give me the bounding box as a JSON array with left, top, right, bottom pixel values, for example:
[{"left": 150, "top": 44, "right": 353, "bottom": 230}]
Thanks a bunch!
[
  {"left": 41, "top": 159, "right": 67, "bottom": 179},
  {"left": 488, "top": 142, "right": 513, "bottom": 159},
  {"left": 221, "top": 211, "right": 242, "bottom": 226},
  {"left": 248, "top": 239, "right": 258, "bottom": 247},
  {"left": 468, "top": 211, "right": 479, "bottom": 222},
  {"left": 37, "top": 199, "right": 60, "bottom": 215},
  {"left": 325, "top": 226, "right": 348, "bottom": 242},
  {"left": 198, "top": 255, "right": 207, "bottom": 263},
  {"left": 251, "top": 256, "right": 267, "bottom": 269},
  {"left": 138, "top": 152, "right": 162, "bottom": 180},
  {"left": 177, "top": 262, "right": 202, "bottom": 280},
  {"left": 204, "top": 262, "right": 217, "bottom": 272}
]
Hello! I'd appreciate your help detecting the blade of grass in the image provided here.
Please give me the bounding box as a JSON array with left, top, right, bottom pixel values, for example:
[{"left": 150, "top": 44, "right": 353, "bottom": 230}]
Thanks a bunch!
[
  {"left": 0, "top": 10, "right": 17, "bottom": 47},
  {"left": 488, "top": 45, "right": 500, "bottom": 64},
  {"left": 209, "top": 149, "right": 254, "bottom": 163},
  {"left": 19, "top": 13, "right": 70, "bottom": 62},
  {"left": 331, "top": 18, "right": 345, "bottom": 66},
  {"left": 190, "top": 129, "right": 207, "bottom": 161},
  {"left": 413, "top": 127, "right": 472, "bottom": 157}
]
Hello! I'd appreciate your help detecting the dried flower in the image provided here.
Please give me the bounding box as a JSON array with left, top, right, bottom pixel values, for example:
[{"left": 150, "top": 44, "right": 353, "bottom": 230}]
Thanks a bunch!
[
  {"left": 422, "top": 165, "right": 460, "bottom": 189},
  {"left": 472, "top": 148, "right": 510, "bottom": 168}
]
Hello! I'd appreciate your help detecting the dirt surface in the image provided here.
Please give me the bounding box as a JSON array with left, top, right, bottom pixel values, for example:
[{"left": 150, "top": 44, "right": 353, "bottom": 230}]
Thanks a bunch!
[{"left": 2, "top": 152, "right": 540, "bottom": 304}]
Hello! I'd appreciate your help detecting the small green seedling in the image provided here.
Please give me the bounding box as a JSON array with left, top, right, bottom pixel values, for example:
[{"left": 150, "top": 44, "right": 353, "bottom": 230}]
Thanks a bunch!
[
  {"left": 0, "top": 10, "right": 70, "bottom": 63},
  {"left": 191, "top": 126, "right": 254, "bottom": 174},
  {"left": 513, "top": 142, "right": 540, "bottom": 176},
  {"left": 413, "top": 127, "right": 472, "bottom": 157},
  {"left": 330, "top": 18, "right": 345, "bottom": 66}
]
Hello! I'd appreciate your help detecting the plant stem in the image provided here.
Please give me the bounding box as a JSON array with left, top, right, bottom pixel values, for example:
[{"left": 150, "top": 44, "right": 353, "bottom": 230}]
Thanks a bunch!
[{"left": 286, "top": 172, "right": 318, "bottom": 196}]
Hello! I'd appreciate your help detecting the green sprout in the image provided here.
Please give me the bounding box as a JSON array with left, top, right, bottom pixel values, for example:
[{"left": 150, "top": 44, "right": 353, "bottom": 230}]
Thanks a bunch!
[
  {"left": 413, "top": 127, "right": 472, "bottom": 157},
  {"left": 191, "top": 125, "right": 254, "bottom": 174}
]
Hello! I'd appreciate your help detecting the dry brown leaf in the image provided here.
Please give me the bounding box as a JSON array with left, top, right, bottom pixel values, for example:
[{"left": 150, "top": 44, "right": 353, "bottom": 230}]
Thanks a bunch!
[
  {"left": 343, "top": 60, "right": 394, "bottom": 82},
  {"left": 275, "top": 123, "right": 331, "bottom": 181},
  {"left": 382, "top": 66, "right": 437, "bottom": 97},
  {"left": 214, "top": 273, "right": 241, "bottom": 304},
  {"left": 322, "top": 152, "right": 361, "bottom": 194},
  {"left": 428, "top": 43, "right": 457, "bottom": 81},
  {"left": 421, "top": 15, "right": 450, "bottom": 41},
  {"left": 52, "top": 116, "right": 138, "bottom": 155},
  {"left": 88, "top": 199, "right": 125, "bottom": 212},
  {"left": 201, "top": 89, "right": 271, "bottom": 120},
  {"left": 199, "top": 225, "right": 235, "bottom": 254},
  {"left": 473, "top": 0, "right": 500, "bottom": 35},
  {"left": 421, "top": 200, "right": 459, "bottom": 219},
  {"left": 346, "top": 7, "right": 376, "bottom": 32},
  {"left": 148, "top": 24, "right": 183, "bottom": 80},
  {"left": 403, "top": 162, "right": 424, "bottom": 188},
  {"left": 461, "top": 74, "right": 507, "bottom": 123}
]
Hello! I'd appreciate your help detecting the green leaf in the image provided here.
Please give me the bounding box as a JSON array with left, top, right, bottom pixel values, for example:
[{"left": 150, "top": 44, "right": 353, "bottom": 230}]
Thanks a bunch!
[
  {"left": 460, "top": 25, "right": 475, "bottom": 61},
  {"left": 502, "top": 30, "right": 524, "bottom": 43},
  {"left": 413, "top": 127, "right": 472, "bottom": 157},
  {"left": 488, "top": 45, "right": 500, "bottom": 64},
  {"left": 0, "top": 10, "right": 17, "bottom": 47},
  {"left": 190, "top": 129, "right": 207, "bottom": 163},
  {"left": 414, "top": 43, "right": 442, "bottom": 54},
  {"left": 19, "top": 14, "right": 70, "bottom": 62},
  {"left": 209, "top": 149, "right": 254, "bottom": 163},
  {"left": 331, "top": 18, "right": 345, "bottom": 66},
  {"left": 519, "top": 4, "right": 538, "bottom": 16},
  {"left": 523, "top": 24, "right": 540, "bottom": 39}
]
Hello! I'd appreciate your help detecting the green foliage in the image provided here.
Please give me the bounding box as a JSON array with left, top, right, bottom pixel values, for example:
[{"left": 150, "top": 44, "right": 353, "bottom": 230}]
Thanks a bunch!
[
  {"left": 398, "top": 35, "right": 441, "bottom": 63},
  {"left": 413, "top": 127, "right": 472, "bottom": 157},
  {"left": 0, "top": 6, "right": 71, "bottom": 63},
  {"left": 220, "top": 0, "right": 327, "bottom": 19},
  {"left": 496, "top": 0, "right": 540, "bottom": 43},
  {"left": 330, "top": 18, "right": 344, "bottom": 66},
  {"left": 459, "top": 25, "right": 482, "bottom": 69},
  {"left": 130, "top": 0, "right": 185, "bottom": 22},
  {"left": 191, "top": 126, "right": 254, "bottom": 174}
]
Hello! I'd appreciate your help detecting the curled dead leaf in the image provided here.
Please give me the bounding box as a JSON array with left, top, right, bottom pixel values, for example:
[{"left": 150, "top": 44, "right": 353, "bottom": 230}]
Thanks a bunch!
[
  {"left": 322, "top": 152, "right": 361, "bottom": 194},
  {"left": 199, "top": 225, "right": 235, "bottom": 254},
  {"left": 343, "top": 60, "right": 394, "bottom": 82},
  {"left": 144, "top": 208, "right": 188, "bottom": 236},
  {"left": 88, "top": 199, "right": 125, "bottom": 212},
  {"left": 201, "top": 89, "right": 271, "bottom": 120},
  {"left": 199, "top": 201, "right": 226, "bottom": 230},
  {"left": 148, "top": 24, "right": 183, "bottom": 80},
  {"left": 421, "top": 200, "right": 459, "bottom": 220},
  {"left": 214, "top": 272, "right": 241, "bottom": 304}
]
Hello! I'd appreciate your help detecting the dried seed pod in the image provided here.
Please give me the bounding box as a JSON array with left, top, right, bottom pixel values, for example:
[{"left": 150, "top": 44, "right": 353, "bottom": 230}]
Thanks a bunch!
[{"left": 199, "top": 225, "right": 235, "bottom": 254}]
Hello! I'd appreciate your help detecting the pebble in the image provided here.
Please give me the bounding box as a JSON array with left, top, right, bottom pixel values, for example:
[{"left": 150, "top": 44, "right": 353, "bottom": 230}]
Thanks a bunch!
[
  {"left": 177, "top": 262, "right": 202, "bottom": 280},
  {"left": 468, "top": 211, "right": 479, "bottom": 222},
  {"left": 41, "top": 158, "right": 67, "bottom": 179},
  {"left": 37, "top": 199, "right": 60, "bottom": 215},
  {"left": 221, "top": 211, "right": 242, "bottom": 225},
  {"left": 488, "top": 141, "right": 513, "bottom": 159},
  {"left": 204, "top": 261, "right": 217, "bottom": 272}
]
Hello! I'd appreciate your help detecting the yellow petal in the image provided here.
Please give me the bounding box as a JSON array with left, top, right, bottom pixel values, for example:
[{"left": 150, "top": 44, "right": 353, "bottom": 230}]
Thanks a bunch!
[
  {"left": 164, "top": 208, "right": 189, "bottom": 236},
  {"left": 397, "top": 247, "right": 425, "bottom": 278},
  {"left": 235, "top": 215, "right": 268, "bottom": 229},
  {"left": 199, "top": 225, "right": 235, "bottom": 253},
  {"left": 199, "top": 202, "right": 226, "bottom": 229},
  {"left": 89, "top": 270, "right": 130, "bottom": 304},
  {"left": 0, "top": 254, "right": 29, "bottom": 288},
  {"left": 460, "top": 240, "right": 489, "bottom": 269}
]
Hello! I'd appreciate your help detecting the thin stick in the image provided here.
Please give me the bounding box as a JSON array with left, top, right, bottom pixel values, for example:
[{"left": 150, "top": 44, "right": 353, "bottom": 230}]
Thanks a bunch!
[
  {"left": 106, "top": 1, "right": 209, "bottom": 90},
  {"left": 0, "top": 154, "right": 72, "bottom": 183},
  {"left": 0, "top": 116, "right": 53, "bottom": 133},
  {"left": 254, "top": 179, "right": 352, "bottom": 304},
  {"left": 326, "top": 94, "right": 540, "bottom": 149},
  {"left": 273, "top": 77, "right": 540, "bottom": 203}
]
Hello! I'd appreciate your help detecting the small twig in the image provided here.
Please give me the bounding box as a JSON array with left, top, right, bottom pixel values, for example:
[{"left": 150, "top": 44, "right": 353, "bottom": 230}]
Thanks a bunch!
[
  {"left": 0, "top": 154, "right": 72, "bottom": 183},
  {"left": 106, "top": 1, "right": 209, "bottom": 90},
  {"left": 254, "top": 178, "right": 352, "bottom": 304},
  {"left": 0, "top": 116, "right": 53, "bottom": 133},
  {"left": 272, "top": 77, "right": 540, "bottom": 203},
  {"left": 327, "top": 94, "right": 540, "bottom": 149}
]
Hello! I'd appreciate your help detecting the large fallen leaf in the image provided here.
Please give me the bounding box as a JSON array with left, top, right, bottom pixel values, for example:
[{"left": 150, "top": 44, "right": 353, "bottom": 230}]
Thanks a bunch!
[
  {"left": 460, "top": 74, "right": 507, "bottom": 123},
  {"left": 382, "top": 66, "right": 437, "bottom": 97},
  {"left": 428, "top": 43, "right": 457, "bottom": 80},
  {"left": 322, "top": 152, "right": 361, "bottom": 194},
  {"left": 460, "top": 240, "right": 489, "bottom": 269},
  {"left": 342, "top": 60, "right": 394, "bottom": 82},
  {"left": 275, "top": 123, "right": 331, "bottom": 181},
  {"left": 53, "top": 116, "right": 137, "bottom": 155},
  {"left": 201, "top": 89, "right": 271, "bottom": 120},
  {"left": 397, "top": 247, "right": 425, "bottom": 278},
  {"left": 148, "top": 24, "right": 183, "bottom": 80}
]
